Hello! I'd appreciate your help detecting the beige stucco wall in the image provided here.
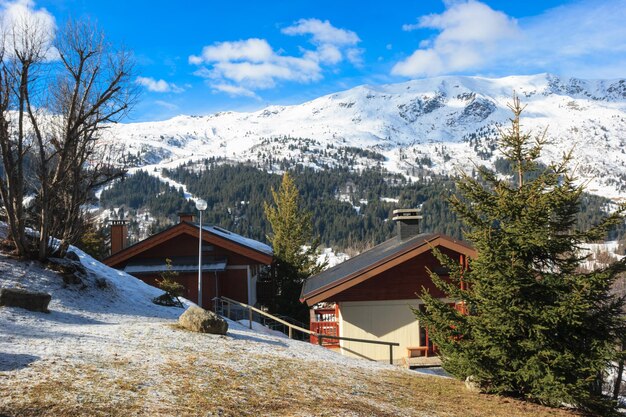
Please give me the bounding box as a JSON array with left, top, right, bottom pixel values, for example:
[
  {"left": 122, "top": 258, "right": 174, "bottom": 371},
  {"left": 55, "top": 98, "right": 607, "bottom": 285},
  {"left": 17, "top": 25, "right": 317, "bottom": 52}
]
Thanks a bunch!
[{"left": 338, "top": 299, "right": 450, "bottom": 364}]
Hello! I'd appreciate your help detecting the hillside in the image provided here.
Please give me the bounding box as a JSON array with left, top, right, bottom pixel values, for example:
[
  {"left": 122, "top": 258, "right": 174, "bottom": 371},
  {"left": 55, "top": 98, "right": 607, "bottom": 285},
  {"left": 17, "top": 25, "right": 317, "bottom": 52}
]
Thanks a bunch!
[
  {"left": 0, "top": 243, "right": 582, "bottom": 416},
  {"left": 104, "top": 73, "right": 626, "bottom": 199},
  {"left": 98, "top": 163, "right": 623, "bottom": 250}
]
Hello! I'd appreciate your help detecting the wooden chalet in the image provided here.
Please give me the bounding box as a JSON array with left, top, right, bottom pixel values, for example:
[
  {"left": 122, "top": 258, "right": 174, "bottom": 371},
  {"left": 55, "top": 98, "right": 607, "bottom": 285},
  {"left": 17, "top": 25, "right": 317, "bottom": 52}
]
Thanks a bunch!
[
  {"left": 300, "top": 209, "right": 475, "bottom": 366},
  {"left": 103, "top": 214, "right": 273, "bottom": 310}
]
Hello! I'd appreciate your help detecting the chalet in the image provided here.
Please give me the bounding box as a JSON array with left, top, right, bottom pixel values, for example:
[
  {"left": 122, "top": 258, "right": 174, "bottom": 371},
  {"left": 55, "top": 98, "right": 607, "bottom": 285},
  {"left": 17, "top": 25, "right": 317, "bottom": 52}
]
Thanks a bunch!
[
  {"left": 103, "top": 214, "right": 273, "bottom": 310},
  {"left": 300, "top": 209, "right": 475, "bottom": 366}
]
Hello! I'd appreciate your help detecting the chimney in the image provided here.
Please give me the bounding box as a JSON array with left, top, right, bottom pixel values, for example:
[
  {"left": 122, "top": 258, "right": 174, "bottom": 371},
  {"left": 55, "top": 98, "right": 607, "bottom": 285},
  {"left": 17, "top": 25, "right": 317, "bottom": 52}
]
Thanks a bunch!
[
  {"left": 392, "top": 209, "right": 422, "bottom": 241},
  {"left": 110, "top": 220, "right": 128, "bottom": 255},
  {"left": 178, "top": 212, "right": 195, "bottom": 223}
]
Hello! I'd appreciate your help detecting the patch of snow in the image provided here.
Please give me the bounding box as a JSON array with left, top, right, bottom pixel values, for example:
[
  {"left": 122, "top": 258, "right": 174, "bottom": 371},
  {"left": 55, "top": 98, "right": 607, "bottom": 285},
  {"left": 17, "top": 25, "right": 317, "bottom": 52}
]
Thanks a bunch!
[
  {"left": 318, "top": 247, "right": 350, "bottom": 268},
  {"left": 0, "top": 242, "right": 395, "bottom": 391},
  {"left": 236, "top": 320, "right": 288, "bottom": 339},
  {"left": 204, "top": 225, "right": 272, "bottom": 256}
]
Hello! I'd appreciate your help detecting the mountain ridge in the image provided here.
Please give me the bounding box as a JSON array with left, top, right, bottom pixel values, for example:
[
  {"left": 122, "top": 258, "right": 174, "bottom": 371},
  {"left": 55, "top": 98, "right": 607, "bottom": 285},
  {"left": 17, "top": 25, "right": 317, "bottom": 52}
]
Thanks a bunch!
[{"left": 104, "top": 73, "right": 626, "bottom": 199}]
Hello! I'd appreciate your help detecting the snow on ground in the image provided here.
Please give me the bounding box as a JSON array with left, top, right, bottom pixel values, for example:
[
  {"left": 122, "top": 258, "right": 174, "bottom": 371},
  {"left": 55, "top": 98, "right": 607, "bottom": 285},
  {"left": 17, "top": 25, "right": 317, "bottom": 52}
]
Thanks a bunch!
[
  {"left": 0, "top": 246, "right": 390, "bottom": 379},
  {"left": 128, "top": 165, "right": 195, "bottom": 200},
  {"left": 237, "top": 320, "right": 288, "bottom": 339},
  {"left": 578, "top": 240, "right": 625, "bottom": 270},
  {"left": 0, "top": 249, "right": 385, "bottom": 371},
  {"left": 318, "top": 247, "right": 350, "bottom": 268},
  {"left": 0, "top": 247, "right": 597, "bottom": 416}
]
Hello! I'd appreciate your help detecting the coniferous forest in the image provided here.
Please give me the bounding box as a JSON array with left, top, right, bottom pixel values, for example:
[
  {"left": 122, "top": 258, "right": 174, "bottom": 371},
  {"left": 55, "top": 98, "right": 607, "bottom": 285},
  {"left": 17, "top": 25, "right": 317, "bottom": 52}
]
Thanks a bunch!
[{"left": 99, "top": 159, "right": 625, "bottom": 251}]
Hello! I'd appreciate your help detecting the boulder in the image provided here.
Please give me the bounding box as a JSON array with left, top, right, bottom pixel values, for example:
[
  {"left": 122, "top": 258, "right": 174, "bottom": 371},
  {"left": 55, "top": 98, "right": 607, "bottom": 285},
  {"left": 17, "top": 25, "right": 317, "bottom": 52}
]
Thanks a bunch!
[
  {"left": 179, "top": 306, "right": 228, "bottom": 335},
  {"left": 0, "top": 288, "right": 51, "bottom": 313}
]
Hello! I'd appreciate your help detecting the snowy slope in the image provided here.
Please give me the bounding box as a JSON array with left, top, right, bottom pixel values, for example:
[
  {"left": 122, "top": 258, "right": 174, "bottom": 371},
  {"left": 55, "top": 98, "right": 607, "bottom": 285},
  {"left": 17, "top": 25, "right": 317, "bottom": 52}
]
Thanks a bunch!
[
  {"left": 104, "top": 73, "right": 626, "bottom": 199},
  {"left": 0, "top": 245, "right": 409, "bottom": 414},
  {"left": 0, "top": 246, "right": 381, "bottom": 368}
]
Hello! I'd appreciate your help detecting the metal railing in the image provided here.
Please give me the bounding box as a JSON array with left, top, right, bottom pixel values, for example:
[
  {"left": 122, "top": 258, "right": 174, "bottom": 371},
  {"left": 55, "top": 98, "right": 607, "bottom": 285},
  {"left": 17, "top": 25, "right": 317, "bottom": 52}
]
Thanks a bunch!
[{"left": 213, "top": 296, "right": 400, "bottom": 364}]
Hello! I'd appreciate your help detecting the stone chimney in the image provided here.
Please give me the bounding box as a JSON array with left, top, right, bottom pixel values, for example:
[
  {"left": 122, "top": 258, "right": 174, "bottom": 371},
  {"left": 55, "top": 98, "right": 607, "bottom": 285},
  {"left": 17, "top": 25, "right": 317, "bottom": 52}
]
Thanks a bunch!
[
  {"left": 110, "top": 220, "right": 128, "bottom": 255},
  {"left": 178, "top": 212, "right": 195, "bottom": 223},
  {"left": 392, "top": 209, "right": 422, "bottom": 241}
]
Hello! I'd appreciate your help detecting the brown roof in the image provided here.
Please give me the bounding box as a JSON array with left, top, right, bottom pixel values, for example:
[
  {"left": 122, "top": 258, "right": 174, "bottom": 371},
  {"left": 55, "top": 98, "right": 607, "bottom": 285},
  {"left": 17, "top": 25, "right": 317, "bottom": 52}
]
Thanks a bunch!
[
  {"left": 103, "top": 221, "right": 273, "bottom": 268},
  {"left": 300, "top": 233, "right": 475, "bottom": 306}
]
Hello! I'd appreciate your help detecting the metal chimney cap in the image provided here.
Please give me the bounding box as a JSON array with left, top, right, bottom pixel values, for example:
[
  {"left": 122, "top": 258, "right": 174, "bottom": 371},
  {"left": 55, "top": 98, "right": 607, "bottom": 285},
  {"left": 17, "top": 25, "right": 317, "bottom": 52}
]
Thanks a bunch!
[{"left": 392, "top": 208, "right": 422, "bottom": 221}]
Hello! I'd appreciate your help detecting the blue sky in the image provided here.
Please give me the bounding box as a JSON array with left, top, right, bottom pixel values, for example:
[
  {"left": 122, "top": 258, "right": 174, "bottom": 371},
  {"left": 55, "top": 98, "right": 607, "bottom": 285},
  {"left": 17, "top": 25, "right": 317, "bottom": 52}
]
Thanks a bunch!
[{"left": 12, "top": 0, "right": 626, "bottom": 121}]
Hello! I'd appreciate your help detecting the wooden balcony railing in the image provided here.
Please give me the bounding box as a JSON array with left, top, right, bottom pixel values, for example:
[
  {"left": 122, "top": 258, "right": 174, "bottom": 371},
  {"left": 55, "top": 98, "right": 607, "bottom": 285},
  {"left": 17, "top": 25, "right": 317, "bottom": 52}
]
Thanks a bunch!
[{"left": 310, "top": 321, "right": 340, "bottom": 347}]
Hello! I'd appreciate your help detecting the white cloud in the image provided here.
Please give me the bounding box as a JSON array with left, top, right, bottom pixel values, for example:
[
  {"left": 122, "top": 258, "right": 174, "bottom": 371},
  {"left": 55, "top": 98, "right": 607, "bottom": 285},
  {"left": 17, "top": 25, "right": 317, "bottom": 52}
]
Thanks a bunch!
[
  {"left": 190, "top": 18, "right": 361, "bottom": 96},
  {"left": 189, "top": 39, "right": 321, "bottom": 90},
  {"left": 346, "top": 48, "right": 364, "bottom": 67},
  {"left": 282, "top": 18, "right": 362, "bottom": 65},
  {"left": 154, "top": 100, "right": 178, "bottom": 110},
  {"left": 211, "top": 83, "right": 260, "bottom": 99},
  {"left": 189, "top": 38, "right": 274, "bottom": 65},
  {"left": 393, "top": 0, "right": 626, "bottom": 79},
  {"left": 135, "top": 76, "right": 184, "bottom": 93},
  {"left": 393, "top": 0, "right": 519, "bottom": 77},
  {"left": 281, "top": 18, "right": 359, "bottom": 46},
  {"left": 0, "top": 0, "right": 56, "bottom": 59}
]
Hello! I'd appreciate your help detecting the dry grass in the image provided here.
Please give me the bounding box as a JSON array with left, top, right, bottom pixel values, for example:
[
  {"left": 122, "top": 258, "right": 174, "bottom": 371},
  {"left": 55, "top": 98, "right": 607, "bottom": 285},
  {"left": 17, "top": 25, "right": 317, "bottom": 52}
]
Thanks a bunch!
[{"left": 0, "top": 351, "right": 583, "bottom": 417}]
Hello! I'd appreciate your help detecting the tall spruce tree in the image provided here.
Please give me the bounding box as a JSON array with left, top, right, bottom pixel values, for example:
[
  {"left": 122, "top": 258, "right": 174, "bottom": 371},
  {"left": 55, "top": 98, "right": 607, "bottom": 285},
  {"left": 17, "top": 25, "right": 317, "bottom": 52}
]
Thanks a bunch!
[
  {"left": 415, "top": 96, "right": 626, "bottom": 413},
  {"left": 264, "top": 173, "right": 324, "bottom": 322}
]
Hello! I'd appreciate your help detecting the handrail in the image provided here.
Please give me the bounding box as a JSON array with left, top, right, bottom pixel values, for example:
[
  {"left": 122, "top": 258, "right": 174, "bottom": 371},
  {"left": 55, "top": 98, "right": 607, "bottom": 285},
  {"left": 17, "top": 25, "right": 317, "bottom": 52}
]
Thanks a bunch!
[
  {"left": 215, "top": 296, "right": 400, "bottom": 364},
  {"left": 316, "top": 334, "right": 400, "bottom": 346},
  {"left": 219, "top": 296, "right": 313, "bottom": 335}
]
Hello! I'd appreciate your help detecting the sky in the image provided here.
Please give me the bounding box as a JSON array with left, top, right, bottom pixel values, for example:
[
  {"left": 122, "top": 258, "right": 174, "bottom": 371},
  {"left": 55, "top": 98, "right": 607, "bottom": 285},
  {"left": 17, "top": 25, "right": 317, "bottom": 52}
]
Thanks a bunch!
[{"left": 4, "top": 0, "right": 626, "bottom": 121}]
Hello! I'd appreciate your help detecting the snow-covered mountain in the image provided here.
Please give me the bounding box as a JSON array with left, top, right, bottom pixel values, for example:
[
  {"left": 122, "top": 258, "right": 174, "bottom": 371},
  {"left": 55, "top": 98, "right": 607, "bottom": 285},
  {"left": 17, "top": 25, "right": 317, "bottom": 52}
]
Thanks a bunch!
[{"left": 104, "top": 73, "right": 626, "bottom": 199}]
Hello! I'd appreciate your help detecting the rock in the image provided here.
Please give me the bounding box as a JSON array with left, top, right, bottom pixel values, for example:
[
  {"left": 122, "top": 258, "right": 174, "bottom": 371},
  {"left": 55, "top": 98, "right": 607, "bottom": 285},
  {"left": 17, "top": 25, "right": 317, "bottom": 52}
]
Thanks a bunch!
[
  {"left": 48, "top": 257, "right": 87, "bottom": 286},
  {"left": 65, "top": 251, "right": 81, "bottom": 262},
  {"left": 465, "top": 376, "right": 481, "bottom": 393},
  {"left": 179, "top": 306, "right": 228, "bottom": 335},
  {"left": 0, "top": 288, "right": 51, "bottom": 313}
]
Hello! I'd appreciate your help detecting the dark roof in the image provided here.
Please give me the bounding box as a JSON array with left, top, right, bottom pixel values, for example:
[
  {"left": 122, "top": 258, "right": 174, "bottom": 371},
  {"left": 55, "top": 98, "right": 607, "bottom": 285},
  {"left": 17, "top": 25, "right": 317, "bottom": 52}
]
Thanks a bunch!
[
  {"left": 199, "top": 224, "right": 272, "bottom": 256},
  {"left": 124, "top": 256, "right": 228, "bottom": 274},
  {"left": 300, "top": 233, "right": 475, "bottom": 303},
  {"left": 104, "top": 221, "right": 273, "bottom": 268},
  {"left": 302, "top": 233, "right": 435, "bottom": 298}
]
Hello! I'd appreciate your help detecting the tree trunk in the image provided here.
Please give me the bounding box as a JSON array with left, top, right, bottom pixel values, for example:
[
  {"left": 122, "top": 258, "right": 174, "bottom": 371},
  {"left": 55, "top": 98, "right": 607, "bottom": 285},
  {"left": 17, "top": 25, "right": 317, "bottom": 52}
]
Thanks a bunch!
[{"left": 614, "top": 342, "right": 624, "bottom": 401}]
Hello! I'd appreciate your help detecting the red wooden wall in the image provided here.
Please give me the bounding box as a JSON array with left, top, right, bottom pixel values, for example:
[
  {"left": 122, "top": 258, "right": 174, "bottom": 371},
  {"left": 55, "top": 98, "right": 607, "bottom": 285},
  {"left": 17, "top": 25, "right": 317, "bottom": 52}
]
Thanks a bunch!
[
  {"left": 116, "top": 233, "right": 260, "bottom": 309},
  {"left": 327, "top": 247, "right": 462, "bottom": 302}
]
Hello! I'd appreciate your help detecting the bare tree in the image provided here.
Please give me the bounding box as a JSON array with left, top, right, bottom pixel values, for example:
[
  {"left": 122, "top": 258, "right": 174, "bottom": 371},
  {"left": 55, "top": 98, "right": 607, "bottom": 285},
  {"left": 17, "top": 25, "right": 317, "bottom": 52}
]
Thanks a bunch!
[
  {"left": 0, "top": 11, "right": 51, "bottom": 257},
  {"left": 30, "top": 20, "right": 136, "bottom": 258},
  {"left": 0, "top": 16, "right": 136, "bottom": 259}
]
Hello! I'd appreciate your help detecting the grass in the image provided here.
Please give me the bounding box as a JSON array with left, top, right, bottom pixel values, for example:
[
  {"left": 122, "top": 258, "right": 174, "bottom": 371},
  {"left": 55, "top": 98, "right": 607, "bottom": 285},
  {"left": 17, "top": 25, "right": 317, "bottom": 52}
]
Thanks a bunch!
[{"left": 0, "top": 347, "right": 584, "bottom": 417}]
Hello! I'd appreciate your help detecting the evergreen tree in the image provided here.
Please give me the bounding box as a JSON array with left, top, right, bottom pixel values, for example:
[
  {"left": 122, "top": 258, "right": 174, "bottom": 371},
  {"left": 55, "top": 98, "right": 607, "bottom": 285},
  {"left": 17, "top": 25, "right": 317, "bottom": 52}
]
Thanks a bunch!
[
  {"left": 264, "top": 173, "right": 324, "bottom": 322},
  {"left": 153, "top": 258, "right": 184, "bottom": 308},
  {"left": 415, "top": 97, "right": 626, "bottom": 413},
  {"left": 76, "top": 221, "right": 108, "bottom": 260}
]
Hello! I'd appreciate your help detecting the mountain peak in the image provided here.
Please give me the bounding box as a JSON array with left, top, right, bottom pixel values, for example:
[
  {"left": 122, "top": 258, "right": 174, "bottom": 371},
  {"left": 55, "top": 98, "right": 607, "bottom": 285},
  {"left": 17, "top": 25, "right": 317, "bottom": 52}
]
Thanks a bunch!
[{"left": 107, "top": 73, "right": 626, "bottom": 199}]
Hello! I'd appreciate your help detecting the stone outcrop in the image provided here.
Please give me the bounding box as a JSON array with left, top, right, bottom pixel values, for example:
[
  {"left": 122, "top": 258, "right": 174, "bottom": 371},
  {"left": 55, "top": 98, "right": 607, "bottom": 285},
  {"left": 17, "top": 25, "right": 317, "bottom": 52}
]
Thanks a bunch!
[
  {"left": 0, "top": 288, "right": 51, "bottom": 313},
  {"left": 178, "top": 306, "right": 228, "bottom": 335}
]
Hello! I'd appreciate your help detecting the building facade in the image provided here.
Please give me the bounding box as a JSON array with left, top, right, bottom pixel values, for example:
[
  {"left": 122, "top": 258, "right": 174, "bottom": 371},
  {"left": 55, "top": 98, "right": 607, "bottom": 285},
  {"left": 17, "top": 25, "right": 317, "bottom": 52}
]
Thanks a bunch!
[
  {"left": 104, "top": 215, "right": 273, "bottom": 310},
  {"left": 301, "top": 209, "right": 475, "bottom": 365}
]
